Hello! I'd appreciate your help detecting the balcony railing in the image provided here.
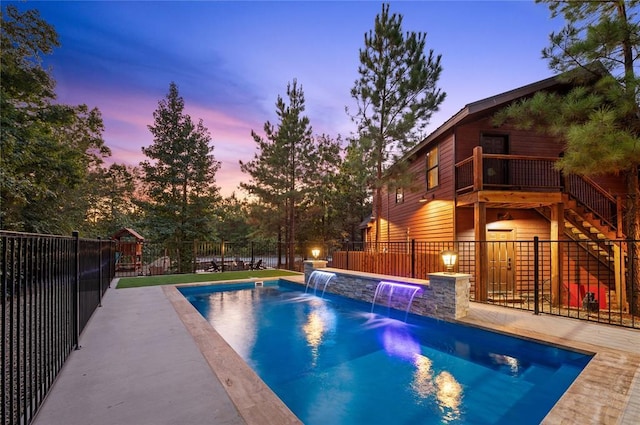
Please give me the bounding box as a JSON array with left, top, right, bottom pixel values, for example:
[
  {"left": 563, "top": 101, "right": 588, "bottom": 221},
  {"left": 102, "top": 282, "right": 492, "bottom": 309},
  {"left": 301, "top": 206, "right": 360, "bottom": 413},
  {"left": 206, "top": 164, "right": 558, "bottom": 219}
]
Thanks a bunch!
[
  {"left": 455, "top": 146, "right": 622, "bottom": 234},
  {"left": 565, "top": 174, "right": 619, "bottom": 231}
]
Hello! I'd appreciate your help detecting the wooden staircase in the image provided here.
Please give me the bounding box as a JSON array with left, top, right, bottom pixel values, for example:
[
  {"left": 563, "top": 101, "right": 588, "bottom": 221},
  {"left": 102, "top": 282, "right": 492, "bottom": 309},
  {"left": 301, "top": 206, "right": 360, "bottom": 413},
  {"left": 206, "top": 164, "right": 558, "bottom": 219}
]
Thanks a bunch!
[
  {"left": 563, "top": 194, "right": 618, "bottom": 263},
  {"left": 536, "top": 194, "right": 618, "bottom": 267},
  {"left": 536, "top": 186, "right": 628, "bottom": 312}
]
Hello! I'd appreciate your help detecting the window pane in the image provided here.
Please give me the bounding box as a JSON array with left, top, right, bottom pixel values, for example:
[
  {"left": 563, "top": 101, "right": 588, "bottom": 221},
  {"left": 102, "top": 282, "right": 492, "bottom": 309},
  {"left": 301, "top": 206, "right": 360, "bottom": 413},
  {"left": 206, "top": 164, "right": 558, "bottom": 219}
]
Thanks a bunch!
[
  {"left": 425, "top": 146, "right": 439, "bottom": 189},
  {"left": 396, "top": 188, "right": 404, "bottom": 203},
  {"left": 427, "top": 146, "right": 438, "bottom": 168},
  {"left": 428, "top": 168, "right": 438, "bottom": 189}
]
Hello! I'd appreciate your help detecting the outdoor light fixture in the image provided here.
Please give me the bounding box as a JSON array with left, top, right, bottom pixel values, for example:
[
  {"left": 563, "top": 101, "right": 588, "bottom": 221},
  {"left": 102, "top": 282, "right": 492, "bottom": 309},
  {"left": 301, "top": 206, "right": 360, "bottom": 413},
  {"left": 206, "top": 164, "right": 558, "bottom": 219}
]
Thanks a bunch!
[
  {"left": 418, "top": 194, "right": 434, "bottom": 203},
  {"left": 311, "top": 248, "right": 321, "bottom": 259},
  {"left": 441, "top": 249, "right": 458, "bottom": 274}
]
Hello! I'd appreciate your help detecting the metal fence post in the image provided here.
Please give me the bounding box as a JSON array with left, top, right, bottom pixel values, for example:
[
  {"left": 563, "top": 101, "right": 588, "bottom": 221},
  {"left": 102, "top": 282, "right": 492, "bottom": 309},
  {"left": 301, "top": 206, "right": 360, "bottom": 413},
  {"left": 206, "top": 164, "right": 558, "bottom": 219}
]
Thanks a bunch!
[
  {"left": 411, "top": 239, "right": 416, "bottom": 279},
  {"left": 220, "top": 239, "right": 225, "bottom": 272},
  {"left": 73, "top": 231, "right": 81, "bottom": 350},
  {"left": 533, "top": 236, "right": 540, "bottom": 315},
  {"left": 98, "top": 237, "right": 103, "bottom": 307}
]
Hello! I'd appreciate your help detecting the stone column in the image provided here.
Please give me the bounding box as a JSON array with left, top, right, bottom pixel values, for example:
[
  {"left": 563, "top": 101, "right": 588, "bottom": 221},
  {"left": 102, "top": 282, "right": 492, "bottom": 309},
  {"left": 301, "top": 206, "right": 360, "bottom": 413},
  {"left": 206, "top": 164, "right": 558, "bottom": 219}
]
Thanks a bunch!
[
  {"left": 427, "top": 272, "right": 472, "bottom": 320},
  {"left": 303, "top": 260, "right": 328, "bottom": 285}
]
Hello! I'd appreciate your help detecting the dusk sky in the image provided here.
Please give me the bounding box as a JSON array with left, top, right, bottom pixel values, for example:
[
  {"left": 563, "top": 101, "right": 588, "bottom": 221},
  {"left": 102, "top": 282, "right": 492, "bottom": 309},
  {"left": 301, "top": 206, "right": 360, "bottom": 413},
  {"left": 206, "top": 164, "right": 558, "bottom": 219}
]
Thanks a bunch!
[{"left": 11, "top": 1, "right": 562, "bottom": 197}]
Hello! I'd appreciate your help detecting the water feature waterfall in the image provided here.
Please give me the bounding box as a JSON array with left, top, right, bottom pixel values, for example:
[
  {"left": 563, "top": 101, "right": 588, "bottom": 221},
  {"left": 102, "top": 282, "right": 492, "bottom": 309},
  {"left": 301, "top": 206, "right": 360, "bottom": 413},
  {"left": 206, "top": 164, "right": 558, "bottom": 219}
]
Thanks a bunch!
[
  {"left": 371, "top": 281, "right": 421, "bottom": 322},
  {"left": 306, "top": 270, "right": 337, "bottom": 297}
]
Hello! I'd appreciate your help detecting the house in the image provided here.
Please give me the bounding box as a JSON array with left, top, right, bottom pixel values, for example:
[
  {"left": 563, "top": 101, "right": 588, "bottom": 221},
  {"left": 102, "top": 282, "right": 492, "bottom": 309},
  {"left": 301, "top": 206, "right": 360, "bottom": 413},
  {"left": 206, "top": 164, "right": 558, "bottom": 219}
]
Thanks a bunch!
[{"left": 362, "top": 70, "right": 629, "bottom": 309}]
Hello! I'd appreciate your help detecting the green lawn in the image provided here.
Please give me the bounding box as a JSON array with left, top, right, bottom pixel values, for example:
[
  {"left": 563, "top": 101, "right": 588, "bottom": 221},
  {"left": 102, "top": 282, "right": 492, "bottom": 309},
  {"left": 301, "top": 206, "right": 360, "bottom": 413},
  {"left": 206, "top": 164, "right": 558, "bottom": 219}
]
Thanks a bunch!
[{"left": 116, "top": 269, "right": 301, "bottom": 289}]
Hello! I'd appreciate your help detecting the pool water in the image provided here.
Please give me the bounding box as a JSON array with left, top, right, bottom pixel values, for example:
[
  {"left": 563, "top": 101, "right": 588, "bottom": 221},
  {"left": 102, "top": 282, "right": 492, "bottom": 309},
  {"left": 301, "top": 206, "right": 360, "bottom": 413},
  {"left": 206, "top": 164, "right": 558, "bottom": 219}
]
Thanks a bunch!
[{"left": 180, "top": 280, "right": 592, "bottom": 425}]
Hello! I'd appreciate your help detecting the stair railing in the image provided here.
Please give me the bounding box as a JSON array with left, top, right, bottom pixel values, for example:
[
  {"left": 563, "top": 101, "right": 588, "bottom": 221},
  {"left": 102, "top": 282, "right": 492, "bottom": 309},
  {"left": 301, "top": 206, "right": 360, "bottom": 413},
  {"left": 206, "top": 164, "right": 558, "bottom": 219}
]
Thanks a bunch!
[{"left": 563, "top": 174, "right": 622, "bottom": 235}]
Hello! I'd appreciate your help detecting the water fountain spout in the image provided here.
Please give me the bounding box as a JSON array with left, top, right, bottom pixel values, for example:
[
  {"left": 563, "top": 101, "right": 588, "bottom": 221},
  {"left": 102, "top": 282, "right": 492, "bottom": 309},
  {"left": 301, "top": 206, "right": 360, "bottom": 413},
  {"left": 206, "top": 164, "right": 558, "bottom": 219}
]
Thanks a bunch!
[
  {"left": 371, "top": 281, "right": 421, "bottom": 322},
  {"left": 306, "top": 270, "right": 337, "bottom": 297}
]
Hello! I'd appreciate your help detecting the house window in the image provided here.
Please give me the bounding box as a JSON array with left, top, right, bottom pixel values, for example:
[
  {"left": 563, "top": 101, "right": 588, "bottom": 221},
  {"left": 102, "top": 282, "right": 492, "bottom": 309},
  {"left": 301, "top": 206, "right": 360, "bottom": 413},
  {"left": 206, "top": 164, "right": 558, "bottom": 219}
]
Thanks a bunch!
[
  {"left": 395, "top": 188, "right": 404, "bottom": 204},
  {"left": 425, "top": 145, "right": 439, "bottom": 190}
]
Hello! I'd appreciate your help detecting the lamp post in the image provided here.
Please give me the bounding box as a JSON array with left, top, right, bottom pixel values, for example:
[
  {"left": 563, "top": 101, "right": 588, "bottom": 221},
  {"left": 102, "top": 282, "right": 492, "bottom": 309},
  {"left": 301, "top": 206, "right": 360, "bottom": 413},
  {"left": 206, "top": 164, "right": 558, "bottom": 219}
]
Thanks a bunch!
[
  {"left": 441, "top": 249, "right": 458, "bottom": 274},
  {"left": 311, "top": 248, "right": 320, "bottom": 260}
]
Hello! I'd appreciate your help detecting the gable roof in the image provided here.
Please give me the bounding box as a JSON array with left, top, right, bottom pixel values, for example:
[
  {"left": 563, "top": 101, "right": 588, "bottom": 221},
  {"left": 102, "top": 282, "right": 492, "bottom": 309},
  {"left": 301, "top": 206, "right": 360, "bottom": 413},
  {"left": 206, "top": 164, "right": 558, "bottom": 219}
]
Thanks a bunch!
[
  {"left": 111, "top": 227, "right": 145, "bottom": 241},
  {"left": 404, "top": 62, "right": 607, "bottom": 159}
]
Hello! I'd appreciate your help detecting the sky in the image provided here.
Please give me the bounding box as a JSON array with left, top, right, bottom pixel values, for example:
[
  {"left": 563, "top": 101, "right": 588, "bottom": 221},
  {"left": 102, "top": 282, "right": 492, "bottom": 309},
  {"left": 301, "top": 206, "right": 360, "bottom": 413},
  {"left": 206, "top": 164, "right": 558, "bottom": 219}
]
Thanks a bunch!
[{"left": 10, "top": 0, "right": 563, "bottom": 197}]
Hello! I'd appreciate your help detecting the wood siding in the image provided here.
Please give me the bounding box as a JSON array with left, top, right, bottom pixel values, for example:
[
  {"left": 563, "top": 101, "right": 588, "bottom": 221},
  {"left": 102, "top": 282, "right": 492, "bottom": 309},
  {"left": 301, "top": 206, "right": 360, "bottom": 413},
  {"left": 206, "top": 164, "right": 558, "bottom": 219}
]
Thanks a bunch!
[
  {"left": 454, "top": 116, "right": 565, "bottom": 162},
  {"left": 373, "top": 134, "right": 456, "bottom": 242},
  {"left": 362, "top": 82, "right": 630, "bottom": 302}
]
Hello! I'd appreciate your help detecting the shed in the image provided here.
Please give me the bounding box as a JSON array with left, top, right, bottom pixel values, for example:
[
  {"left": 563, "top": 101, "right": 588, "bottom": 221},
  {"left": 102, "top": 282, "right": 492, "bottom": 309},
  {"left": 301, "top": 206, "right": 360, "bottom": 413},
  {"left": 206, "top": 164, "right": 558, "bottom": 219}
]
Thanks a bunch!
[{"left": 111, "top": 228, "right": 144, "bottom": 273}]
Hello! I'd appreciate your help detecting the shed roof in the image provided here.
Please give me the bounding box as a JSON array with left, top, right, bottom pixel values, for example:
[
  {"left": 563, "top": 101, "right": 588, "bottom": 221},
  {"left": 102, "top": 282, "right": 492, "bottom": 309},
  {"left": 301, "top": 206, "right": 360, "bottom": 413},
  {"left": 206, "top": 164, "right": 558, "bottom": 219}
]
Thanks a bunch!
[{"left": 111, "top": 227, "right": 145, "bottom": 241}]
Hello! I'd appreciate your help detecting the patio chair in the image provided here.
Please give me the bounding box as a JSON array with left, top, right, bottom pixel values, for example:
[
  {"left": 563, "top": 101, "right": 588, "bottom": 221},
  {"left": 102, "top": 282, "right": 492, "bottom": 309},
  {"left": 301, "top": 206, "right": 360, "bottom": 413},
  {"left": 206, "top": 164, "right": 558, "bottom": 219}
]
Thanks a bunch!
[
  {"left": 251, "top": 259, "right": 265, "bottom": 270},
  {"left": 207, "top": 260, "right": 221, "bottom": 272},
  {"left": 232, "top": 259, "right": 245, "bottom": 270}
]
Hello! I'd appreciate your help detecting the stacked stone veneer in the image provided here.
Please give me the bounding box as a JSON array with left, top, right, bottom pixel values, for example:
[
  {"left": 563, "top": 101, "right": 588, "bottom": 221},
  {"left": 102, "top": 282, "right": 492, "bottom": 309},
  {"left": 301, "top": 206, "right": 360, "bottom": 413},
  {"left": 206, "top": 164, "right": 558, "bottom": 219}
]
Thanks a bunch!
[{"left": 302, "top": 260, "right": 471, "bottom": 321}]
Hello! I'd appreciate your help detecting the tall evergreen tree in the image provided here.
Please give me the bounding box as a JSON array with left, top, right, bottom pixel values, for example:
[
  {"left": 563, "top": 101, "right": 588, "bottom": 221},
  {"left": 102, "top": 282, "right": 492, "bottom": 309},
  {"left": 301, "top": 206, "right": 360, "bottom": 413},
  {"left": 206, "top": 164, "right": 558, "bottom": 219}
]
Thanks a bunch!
[
  {"left": 335, "top": 139, "right": 374, "bottom": 244},
  {"left": 240, "top": 79, "right": 315, "bottom": 268},
  {"left": 1, "top": 6, "right": 110, "bottom": 234},
  {"left": 85, "top": 163, "right": 140, "bottom": 237},
  {"left": 215, "top": 194, "right": 251, "bottom": 245},
  {"left": 350, "top": 3, "right": 445, "bottom": 243},
  {"left": 297, "top": 133, "right": 343, "bottom": 245},
  {"left": 496, "top": 0, "right": 640, "bottom": 313},
  {"left": 140, "top": 82, "right": 220, "bottom": 270}
]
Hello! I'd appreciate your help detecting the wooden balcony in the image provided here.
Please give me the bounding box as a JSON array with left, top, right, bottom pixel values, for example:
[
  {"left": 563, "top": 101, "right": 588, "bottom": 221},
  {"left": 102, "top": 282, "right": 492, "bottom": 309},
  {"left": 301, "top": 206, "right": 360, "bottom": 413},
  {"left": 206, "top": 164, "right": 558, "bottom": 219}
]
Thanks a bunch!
[
  {"left": 455, "top": 146, "right": 623, "bottom": 237},
  {"left": 456, "top": 146, "right": 563, "bottom": 208}
]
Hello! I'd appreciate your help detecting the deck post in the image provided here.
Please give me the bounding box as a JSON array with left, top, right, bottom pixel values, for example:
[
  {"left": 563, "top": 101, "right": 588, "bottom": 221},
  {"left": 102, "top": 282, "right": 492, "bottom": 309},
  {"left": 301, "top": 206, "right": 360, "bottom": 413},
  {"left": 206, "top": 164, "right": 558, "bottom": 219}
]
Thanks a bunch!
[
  {"left": 613, "top": 243, "right": 628, "bottom": 312},
  {"left": 472, "top": 146, "right": 483, "bottom": 191},
  {"left": 616, "top": 195, "right": 623, "bottom": 238},
  {"left": 550, "top": 202, "right": 564, "bottom": 306},
  {"left": 474, "top": 201, "right": 487, "bottom": 301}
]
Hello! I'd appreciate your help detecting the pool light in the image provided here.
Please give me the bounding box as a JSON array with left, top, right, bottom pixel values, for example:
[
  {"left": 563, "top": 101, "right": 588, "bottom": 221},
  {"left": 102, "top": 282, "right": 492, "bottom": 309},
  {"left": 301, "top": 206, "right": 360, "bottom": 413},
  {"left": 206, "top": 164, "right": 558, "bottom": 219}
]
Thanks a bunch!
[{"left": 441, "top": 250, "right": 458, "bottom": 273}]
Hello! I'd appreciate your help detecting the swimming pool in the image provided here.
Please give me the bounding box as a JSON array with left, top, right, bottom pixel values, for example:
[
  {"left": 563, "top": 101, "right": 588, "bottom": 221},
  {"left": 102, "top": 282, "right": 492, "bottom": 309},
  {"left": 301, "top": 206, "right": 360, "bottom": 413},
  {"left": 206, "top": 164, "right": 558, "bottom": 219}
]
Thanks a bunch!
[{"left": 180, "top": 280, "right": 592, "bottom": 424}]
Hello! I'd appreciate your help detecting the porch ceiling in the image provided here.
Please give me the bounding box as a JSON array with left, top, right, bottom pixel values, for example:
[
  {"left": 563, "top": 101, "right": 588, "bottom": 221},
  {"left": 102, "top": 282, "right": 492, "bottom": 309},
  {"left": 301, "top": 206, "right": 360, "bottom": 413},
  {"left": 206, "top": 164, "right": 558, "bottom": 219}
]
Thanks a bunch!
[{"left": 456, "top": 190, "right": 563, "bottom": 209}]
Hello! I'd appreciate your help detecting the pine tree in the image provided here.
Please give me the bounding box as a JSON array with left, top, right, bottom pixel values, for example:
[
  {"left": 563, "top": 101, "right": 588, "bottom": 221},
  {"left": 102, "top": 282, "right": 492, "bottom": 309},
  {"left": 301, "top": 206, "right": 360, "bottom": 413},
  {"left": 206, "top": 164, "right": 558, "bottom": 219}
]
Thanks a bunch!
[
  {"left": 335, "top": 139, "right": 374, "bottom": 244},
  {"left": 85, "top": 163, "right": 140, "bottom": 237},
  {"left": 140, "top": 82, "right": 220, "bottom": 271},
  {"left": 350, "top": 3, "right": 445, "bottom": 244},
  {"left": 497, "top": 0, "right": 640, "bottom": 313},
  {"left": 240, "top": 79, "right": 315, "bottom": 269},
  {"left": 297, "top": 133, "right": 343, "bottom": 245}
]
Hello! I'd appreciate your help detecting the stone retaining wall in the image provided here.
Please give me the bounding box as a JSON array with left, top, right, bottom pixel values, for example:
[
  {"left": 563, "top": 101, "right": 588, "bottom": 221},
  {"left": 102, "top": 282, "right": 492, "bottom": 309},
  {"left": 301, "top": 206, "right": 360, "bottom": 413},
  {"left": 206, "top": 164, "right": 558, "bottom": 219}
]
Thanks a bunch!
[{"left": 302, "top": 260, "right": 471, "bottom": 321}]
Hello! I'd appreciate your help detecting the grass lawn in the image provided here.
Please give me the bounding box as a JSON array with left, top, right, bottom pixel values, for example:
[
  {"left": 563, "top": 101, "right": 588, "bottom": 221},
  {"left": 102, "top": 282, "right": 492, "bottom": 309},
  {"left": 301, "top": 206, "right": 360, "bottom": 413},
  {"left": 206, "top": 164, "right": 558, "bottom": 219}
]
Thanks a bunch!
[{"left": 117, "top": 269, "right": 302, "bottom": 289}]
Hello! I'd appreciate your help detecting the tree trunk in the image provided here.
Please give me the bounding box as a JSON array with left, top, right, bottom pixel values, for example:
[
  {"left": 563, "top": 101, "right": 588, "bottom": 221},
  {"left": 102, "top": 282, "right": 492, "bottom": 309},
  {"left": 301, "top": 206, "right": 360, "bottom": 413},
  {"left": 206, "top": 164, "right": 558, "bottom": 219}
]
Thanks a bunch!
[
  {"left": 288, "top": 196, "right": 296, "bottom": 270},
  {"left": 277, "top": 228, "right": 282, "bottom": 269},
  {"left": 626, "top": 167, "right": 640, "bottom": 315},
  {"left": 374, "top": 186, "right": 382, "bottom": 246}
]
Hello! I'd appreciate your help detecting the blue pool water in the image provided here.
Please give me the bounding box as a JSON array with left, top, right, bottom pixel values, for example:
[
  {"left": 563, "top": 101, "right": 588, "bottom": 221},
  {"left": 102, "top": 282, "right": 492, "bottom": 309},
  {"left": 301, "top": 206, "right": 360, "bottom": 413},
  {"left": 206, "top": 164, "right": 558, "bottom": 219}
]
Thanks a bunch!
[{"left": 180, "top": 280, "right": 592, "bottom": 425}]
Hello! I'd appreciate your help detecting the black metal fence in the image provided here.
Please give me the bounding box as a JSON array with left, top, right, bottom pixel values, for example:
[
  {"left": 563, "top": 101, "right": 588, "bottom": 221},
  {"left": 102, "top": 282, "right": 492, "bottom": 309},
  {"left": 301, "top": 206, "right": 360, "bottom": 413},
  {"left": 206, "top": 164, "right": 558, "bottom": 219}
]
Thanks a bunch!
[
  {"left": 331, "top": 238, "right": 638, "bottom": 329},
  {"left": 114, "top": 236, "right": 638, "bottom": 329},
  {"left": 115, "top": 240, "right": 335, "bottom": 277},
  {"left": 2, "top": 231, "right": 116, "bottom": 425}
]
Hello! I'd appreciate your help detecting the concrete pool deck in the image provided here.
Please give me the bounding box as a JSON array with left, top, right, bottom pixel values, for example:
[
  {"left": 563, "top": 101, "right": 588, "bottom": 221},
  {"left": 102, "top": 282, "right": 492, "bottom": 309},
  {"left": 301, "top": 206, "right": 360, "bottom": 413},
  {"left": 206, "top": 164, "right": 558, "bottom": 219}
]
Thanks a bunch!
[{"left": 33, "top": 277, "right": 640, "bottom": 425}]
